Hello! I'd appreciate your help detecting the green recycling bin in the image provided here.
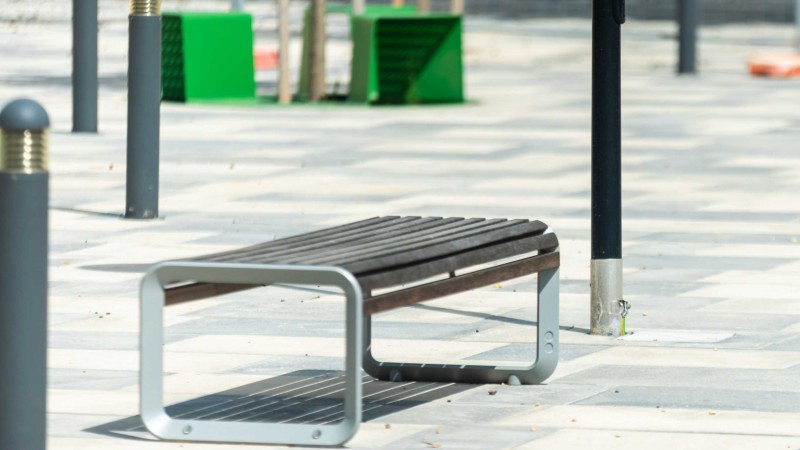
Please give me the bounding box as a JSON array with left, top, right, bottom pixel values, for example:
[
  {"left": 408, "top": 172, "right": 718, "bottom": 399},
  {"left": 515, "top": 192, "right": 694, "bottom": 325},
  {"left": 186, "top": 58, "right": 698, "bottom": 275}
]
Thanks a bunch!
[
  {"left": 349, "top": 10, "right": 464, "bottom": 105},
  {"left": 161, "top": 12, "right": 256, "bottom": 102}
]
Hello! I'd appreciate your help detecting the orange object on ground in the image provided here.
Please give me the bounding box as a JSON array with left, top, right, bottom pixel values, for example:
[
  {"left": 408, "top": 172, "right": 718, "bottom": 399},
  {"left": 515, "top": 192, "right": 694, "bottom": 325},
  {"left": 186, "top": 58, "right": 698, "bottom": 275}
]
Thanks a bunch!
[
  {"left": 748, "top": 53, "right": 800, "bottom": 78},
  {"left": 254, "top": 49, "right": 279, "bottom": 70}
]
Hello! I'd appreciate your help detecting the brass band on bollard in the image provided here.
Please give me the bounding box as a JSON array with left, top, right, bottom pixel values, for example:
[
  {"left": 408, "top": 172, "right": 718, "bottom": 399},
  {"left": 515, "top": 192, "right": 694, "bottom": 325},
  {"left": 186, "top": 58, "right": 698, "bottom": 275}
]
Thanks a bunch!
[
  {"left": 130, "top": 0, "right": 161, "bottom": 16},
  {"left": 0, "top": 129, "right": 48, "bottom": 173}
]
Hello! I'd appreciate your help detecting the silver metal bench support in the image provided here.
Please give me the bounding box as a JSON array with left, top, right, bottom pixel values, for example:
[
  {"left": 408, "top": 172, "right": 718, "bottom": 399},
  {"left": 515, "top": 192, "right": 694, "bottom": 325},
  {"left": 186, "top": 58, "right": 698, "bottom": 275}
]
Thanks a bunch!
[
  {"left": 140, "top": 262, "right": 363, "bottom": 446},
  {"left": 362, "top": 265, "right": 559, "bottom": 385}
]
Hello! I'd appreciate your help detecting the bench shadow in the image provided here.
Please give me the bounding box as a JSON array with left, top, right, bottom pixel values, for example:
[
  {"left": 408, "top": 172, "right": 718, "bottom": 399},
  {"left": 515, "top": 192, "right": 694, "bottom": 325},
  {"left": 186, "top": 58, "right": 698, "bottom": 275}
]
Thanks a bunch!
[{"left": 85, "top": 370, "right": 476, "bottom": 441}]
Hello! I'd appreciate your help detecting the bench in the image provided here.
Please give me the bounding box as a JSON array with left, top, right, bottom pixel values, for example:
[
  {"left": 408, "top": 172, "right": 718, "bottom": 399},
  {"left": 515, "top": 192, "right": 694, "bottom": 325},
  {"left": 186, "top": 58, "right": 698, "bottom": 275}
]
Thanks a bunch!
[{"left": 139, "top": 216, "right": 560, "bottom": 446}]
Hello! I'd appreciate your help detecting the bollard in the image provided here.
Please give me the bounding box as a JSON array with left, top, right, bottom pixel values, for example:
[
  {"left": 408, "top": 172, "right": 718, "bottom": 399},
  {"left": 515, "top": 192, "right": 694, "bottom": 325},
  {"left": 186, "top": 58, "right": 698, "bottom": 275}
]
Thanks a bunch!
[
  {"left": 126, "top": 0, "right": 161, "bottom": 219},
  {"left": 795, "top": 0, "right": 800, "bottom": 51},
  {"left": 231, "top": 0, "right": 245, "bottom": 11},
  {"left": 73, "top": 0, "right": 99, "bottom": 132},
  {"left": 591, "top": 0, "right": 625, "bottom": 336},
  {"left": 0, "top": 99, "right": 49, "bottom": 450},
  {"left": 678, "top": 0, "right": 698, "bottom": 74}
]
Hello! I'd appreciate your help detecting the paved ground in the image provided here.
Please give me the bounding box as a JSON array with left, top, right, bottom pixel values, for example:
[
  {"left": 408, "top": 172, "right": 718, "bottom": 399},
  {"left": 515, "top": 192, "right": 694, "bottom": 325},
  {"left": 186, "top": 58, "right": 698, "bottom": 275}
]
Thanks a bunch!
[{"left": 2, "top": 1, "right": 800, "bottom": 449}]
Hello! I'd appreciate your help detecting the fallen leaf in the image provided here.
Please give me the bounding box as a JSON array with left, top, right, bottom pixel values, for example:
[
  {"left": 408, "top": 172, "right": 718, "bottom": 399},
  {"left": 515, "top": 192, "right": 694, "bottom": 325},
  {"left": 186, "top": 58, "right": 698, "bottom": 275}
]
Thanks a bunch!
[
  {"left": 533, "top": 402, "right": 541, "bottom": 407},
  {"left": 529, "top": 426, "right": 537, "bottom": 432},
  {"left": 384, "top": 423, "right": 391, "bottom": 429},
  {"left": 708, "top": 411, "right": 717, "bottom": 416},
  {"left": 492, "top": 284, "right": 501, "bottom": 288},
  {"left": 435, "top": 427, "right": 441, "bottom": 434}
]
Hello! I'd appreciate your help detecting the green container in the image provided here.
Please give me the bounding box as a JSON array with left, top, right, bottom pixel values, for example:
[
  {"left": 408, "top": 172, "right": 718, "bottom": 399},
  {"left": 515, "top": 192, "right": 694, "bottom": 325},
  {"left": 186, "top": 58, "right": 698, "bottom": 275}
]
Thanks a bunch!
[
  {"left": 162, "top": 12, "right": 256, "bottom": 102},
  {"left": 350, "top": 11, "right": 463, "bottom": 105}
]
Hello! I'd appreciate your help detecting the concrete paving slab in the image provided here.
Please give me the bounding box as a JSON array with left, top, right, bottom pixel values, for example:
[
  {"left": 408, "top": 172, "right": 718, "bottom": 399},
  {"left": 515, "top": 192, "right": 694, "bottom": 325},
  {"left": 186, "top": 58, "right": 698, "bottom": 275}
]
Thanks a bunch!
[{"left": 1, "top": 1, "right": 799, "bottom": 448}]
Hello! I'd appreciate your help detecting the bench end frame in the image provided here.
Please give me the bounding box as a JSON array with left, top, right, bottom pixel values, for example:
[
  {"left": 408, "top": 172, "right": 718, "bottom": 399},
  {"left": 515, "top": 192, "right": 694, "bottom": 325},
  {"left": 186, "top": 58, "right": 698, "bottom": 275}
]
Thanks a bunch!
[{"left": 140, "top": 262, "right": 363, "bottom": 447}]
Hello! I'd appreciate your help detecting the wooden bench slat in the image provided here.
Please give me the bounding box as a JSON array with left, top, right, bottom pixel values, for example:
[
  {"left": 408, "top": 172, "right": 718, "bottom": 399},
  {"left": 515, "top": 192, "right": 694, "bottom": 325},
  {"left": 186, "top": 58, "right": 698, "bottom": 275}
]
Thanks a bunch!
[
  {"left": 340, "top": 220, "right": 547, "bottom": 274},
  {"left": 197, "top": 216, "right": 410, "bottom": 263},
  {"left": 278, "top": 218, "right": 489, "bottom": 265},
  {"left": 165, "top": 282, "right": 259, "bottom": 306},
  {"left": 245, "top": 216, "right": 456, "bottom": 263},
  {"left": 363, "top": 252, "right": 560, "bottom": 315},
  {"left": 357, "top": 232, "right": 559, "bottom": 292},
  {"left": 296, "top": 218, "right": 513, "bottom": 267}
]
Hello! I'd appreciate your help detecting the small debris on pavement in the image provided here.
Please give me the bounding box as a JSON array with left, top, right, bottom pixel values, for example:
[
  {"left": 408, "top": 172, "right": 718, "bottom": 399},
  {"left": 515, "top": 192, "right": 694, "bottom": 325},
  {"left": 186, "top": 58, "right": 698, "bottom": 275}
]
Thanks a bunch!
[{"left": 488, "top": 389, "right": 497, "bottom": 395}]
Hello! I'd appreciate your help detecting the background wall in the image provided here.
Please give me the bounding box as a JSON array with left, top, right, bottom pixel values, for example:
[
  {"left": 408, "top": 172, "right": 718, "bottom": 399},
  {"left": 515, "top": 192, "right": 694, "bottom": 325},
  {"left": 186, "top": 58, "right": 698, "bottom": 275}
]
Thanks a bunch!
[{"left": 408, "top": 0, "right": 798, "bottom": 24}]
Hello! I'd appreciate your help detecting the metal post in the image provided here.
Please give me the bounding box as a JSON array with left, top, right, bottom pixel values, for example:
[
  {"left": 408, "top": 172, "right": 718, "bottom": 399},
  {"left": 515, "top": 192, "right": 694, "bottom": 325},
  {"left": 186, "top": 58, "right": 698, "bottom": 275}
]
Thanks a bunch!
[
  {"left": 231, "top": 0, "right": 245, "bottom": 11},
  {"left": 0, "top": 98, "right": 49, "bottom": 450},
  {"left": 126, "top": 0, "right": 161, "bottom": 219},
  {"left": 278, "top": 0, "right": 292, "bottom": 104},
  {"left": 451, "top": 0, "right": 465, "bottom": 14},
  {"left": 678, "top": 0, "right": 698, "bottom": 74},
  {"left": 591, "top": 0, "right": 625, "bottom": 336},
  {"left": 73, "top": 0, "right": 98, "bottom": 132},
  {"left": 795, "top": 0, "right": 800, "bottom": 51}
]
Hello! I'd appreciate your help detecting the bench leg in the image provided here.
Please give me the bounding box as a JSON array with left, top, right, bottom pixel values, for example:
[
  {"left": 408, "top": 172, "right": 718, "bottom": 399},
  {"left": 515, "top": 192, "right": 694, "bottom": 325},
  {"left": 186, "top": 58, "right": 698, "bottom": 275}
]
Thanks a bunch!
[
  {"left": 362, "top": 267, "right": 559, "bottom": 385},
  {"left": 140, "top": 262, "right": 363, "bottom": 446}
]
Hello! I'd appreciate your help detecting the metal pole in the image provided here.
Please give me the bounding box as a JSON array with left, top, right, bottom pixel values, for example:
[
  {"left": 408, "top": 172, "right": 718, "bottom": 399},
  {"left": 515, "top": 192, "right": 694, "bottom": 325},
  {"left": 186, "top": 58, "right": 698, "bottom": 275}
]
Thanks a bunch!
[
  {"left": 795, "top": 0, "right": 800, "bottom": 51},
  {"left": 278, "top": 0, "right": 292, "bottom": 104},
  {"left": 451, "top": 0, "right": 465, "bottom": 14},
  {"left": 591, "top": 0, "right": 625, "bottom": 336},
  {"left": 678, "top": 0, "right": 698, "bottom": 74},
  {"left": 73, "top": 0, "right": 98, "bottom": 132},
  {"left": 231, "top": 0, "right": 245, "bottom": 11},
  {"left": 125, "top": 0, "right": 161, "bottom": 219},
  {"left": 0, "top": 98, "right": 49, "bottom": 450}
]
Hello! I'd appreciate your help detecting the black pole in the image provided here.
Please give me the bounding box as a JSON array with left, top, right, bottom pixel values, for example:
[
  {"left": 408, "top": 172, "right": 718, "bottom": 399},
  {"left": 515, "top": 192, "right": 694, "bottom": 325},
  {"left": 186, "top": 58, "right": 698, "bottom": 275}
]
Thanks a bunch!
[
  {"left": 678, "top": 0, "right": 698, "bottom": 74},
  {"left": 590, "top": 0, "right": 625, "bottom": 336},
  {"left": 125, "top": 2, "right": 161, "bottom": 219},
  {"left": 72, "top": 0, "right": 99, "bottom": 132},
  {"left": 0, "top": 99, "right": 49, "bottom": 450}
]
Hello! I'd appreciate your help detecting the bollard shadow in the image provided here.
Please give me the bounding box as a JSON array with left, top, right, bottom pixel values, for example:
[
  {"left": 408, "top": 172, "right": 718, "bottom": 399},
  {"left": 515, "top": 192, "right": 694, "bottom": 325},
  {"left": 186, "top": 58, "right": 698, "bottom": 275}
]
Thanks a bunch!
[{"left": 85, "top": 370, "right": 475, "bottom": 441}]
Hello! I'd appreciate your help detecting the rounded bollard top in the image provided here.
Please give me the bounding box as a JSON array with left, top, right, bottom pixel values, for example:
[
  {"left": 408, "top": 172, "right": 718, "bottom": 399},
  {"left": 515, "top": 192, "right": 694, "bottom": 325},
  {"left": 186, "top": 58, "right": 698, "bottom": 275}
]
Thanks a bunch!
[{"left": 0, "top": 98, "right": 50, "bottom": 132}]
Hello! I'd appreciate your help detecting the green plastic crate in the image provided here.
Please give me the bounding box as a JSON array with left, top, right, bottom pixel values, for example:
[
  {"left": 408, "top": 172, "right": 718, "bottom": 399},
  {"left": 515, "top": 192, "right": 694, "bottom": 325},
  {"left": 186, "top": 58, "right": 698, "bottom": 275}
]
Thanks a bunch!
[
  {"left": 350, "top": 11, "right": 463, "bottom": 104},
  {"left": 162, "top": 12, "right": 255, "bottom": 102}
]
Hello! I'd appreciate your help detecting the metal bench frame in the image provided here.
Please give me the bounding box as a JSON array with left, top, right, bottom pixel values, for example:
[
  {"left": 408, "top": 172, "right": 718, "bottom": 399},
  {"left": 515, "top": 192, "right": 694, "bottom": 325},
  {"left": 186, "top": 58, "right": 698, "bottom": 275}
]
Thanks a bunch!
[
  {"left": 139, "top": 217, "right": 559, "bottom": 446},
  {"left": 140, "top": 263, "right": 364, "bottom": 446}
]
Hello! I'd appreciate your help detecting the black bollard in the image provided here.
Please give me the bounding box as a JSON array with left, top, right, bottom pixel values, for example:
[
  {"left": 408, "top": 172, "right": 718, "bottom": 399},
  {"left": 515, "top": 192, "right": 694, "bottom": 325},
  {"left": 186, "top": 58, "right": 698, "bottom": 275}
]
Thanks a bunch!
[
  {"left": 591, "top": 0, "right": 625, "bottom": 336},
  {"left": 0, "top": 98, "right": 49, "bottom": 450},
  {"left": 73, "top": 0, "right": 99, "bottom": 132},
  {"left": 678, "top": 0, "right": 698, "bottom": 74},
  {"left": 125, "top": 0, "right": 161, "bottom": 219}
]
